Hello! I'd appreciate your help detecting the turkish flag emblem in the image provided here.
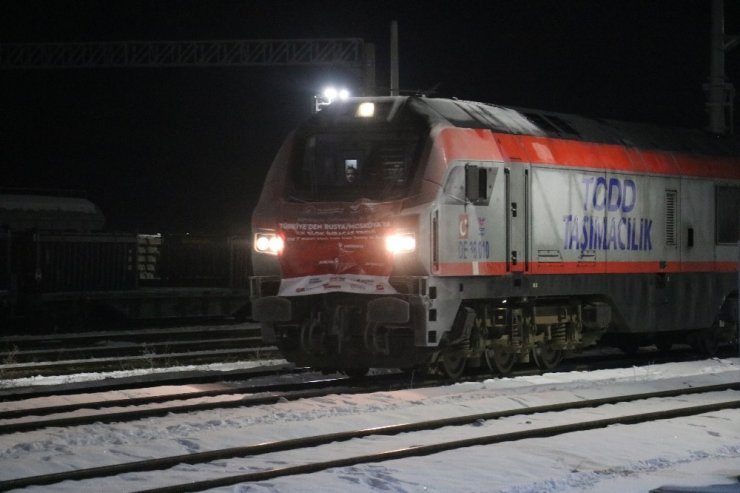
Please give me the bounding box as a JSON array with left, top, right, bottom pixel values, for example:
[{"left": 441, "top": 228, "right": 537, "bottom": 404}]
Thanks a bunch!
[{"left": 459, "top": 214, "right": 469, "bottom": 239}]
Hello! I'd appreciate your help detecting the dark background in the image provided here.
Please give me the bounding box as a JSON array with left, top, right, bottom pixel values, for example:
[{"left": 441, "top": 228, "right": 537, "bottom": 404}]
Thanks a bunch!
[{"left": 1, "top": 0, "right": 738, "bottom": 234}]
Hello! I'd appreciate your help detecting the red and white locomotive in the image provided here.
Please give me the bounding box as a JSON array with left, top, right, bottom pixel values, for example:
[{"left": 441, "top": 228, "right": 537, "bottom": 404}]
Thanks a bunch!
[{"left": 250, "top": 96, "right": 740, "bottom": 378}]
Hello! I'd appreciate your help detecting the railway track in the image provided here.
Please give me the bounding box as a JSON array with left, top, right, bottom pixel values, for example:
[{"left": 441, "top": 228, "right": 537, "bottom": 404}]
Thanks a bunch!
[
  {"left": 2, "top": 379, "right": 737, "bottom": 492},
  {"left": 1, "top": 346, "right": 714, "bottom": 435},
  {"left": 0, "top": 344, "right": 730, "bottom": 437},
  {"left": 0, "top": 323, "right": 274, "bottom": 378},
  {"left": 0, "top": 324, "right": 262, "bottom": 354},
  {"left": 0, "top": 373, "right": 384, "bottom": 434}
]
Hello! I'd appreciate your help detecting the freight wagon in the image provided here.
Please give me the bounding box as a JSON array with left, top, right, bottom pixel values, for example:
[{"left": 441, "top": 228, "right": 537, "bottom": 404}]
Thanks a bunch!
[{"left": 1, "top": 193, "right": 251, "bottom": 328}]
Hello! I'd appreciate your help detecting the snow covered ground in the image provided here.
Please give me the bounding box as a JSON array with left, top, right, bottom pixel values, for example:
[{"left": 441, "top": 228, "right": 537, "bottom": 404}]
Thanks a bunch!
[{"left": 1, "top": 358, "right": 739, "bottom": 492}]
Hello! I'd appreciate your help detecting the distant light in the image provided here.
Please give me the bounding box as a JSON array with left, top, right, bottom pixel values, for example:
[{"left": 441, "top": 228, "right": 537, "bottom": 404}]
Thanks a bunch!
[
  {"left": 315, "top": 86, "right": 351, "bottom": 112},
  {"left": 323, "top": 87, "right": 338, "bottom": 100}
]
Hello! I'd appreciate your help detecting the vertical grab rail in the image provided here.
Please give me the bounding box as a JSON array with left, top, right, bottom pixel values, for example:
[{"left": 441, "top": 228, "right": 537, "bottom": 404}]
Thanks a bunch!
[
  {"left": 505, "top": 168, "right": 511, "bottom": 273},
  {"left": 432, "top": 209, "right": 439, "bottom": 272},
  {"left": 525, "top": 168, "right": 530, "bottom": 272}
]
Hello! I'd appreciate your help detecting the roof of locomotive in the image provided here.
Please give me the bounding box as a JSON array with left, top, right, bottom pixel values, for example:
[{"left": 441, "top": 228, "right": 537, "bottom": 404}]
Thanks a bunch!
[
  {"left": 418, "top": 97, "right": 740, "bottom": 157},
  {"left": 318, "top": 96, "right": 740, "bottom": 158}
]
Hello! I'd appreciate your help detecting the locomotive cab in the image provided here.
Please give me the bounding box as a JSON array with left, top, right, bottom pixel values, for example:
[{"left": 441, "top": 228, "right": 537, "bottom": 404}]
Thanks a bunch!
[{"left": 251, "top": 97, "right": 447, "bottom": 372}]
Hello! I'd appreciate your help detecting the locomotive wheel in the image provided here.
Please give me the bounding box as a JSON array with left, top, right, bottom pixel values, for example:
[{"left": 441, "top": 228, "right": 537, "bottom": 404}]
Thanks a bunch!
[
  {"left": 441, "top": 349, "right": 467, "bottom": 380},
  {"left": 532, "top": 345, "right": 563, "bottom": 371},
  {"left": 486, "top": 349, "right": 516, "bottom": 375}
]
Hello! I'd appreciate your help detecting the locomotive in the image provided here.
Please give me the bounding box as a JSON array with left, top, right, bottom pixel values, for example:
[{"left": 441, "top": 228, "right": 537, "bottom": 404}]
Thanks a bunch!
[{"left": 250, "top": 96, "right": 740, "bottom": 379}]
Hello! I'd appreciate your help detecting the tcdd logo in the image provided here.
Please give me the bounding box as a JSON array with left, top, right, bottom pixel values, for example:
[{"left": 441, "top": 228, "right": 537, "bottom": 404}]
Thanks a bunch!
[{"left": 582, "top": 177, "right": 636, "bottom": 212}]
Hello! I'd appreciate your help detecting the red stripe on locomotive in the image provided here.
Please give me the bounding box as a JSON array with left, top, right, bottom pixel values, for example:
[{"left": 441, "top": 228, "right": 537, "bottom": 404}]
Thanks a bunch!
[{"left": 437, "top": 127, "right": 740, "bottom": 179}]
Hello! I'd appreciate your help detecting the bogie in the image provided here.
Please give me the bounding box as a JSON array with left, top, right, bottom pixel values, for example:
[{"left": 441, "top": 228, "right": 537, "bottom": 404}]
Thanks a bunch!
[{"left": 434, "top": 298, "right": 607, "bottom": 379}]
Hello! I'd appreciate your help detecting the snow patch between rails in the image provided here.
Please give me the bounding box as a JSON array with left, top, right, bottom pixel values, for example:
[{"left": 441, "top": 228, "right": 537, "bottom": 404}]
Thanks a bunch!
[{"left": 0, "top": 359, "right": 289, "bottom": 389}]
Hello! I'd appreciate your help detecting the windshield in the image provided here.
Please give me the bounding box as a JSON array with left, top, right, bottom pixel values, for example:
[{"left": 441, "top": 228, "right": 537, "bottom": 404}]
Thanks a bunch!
[{"left": 289, "top": 131, "right": 422, "bottom": 202}]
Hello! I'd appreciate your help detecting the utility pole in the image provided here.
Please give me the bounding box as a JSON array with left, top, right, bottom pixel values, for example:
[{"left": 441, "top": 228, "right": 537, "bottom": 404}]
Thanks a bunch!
[
  {"left": 363, "top": 43, "right": 376, "bottom": 96},
  {"left": 705, "top": 0, "right": 739, "bottom": 135},
  {"left": 390, "top": 21, "right": 399, "bottom": 96}
]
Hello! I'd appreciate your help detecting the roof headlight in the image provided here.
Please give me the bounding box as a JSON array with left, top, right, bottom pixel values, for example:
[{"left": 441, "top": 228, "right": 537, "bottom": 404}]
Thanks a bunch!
[{"left": 356, "top": 102, "right": 375, "bottom": 118}]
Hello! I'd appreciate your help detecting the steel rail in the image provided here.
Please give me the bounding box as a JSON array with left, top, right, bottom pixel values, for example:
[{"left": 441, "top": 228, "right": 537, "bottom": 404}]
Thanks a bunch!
[
  {"left": 0, "top": 336, "right": 263, "bottom": 362},
  {"left": 0, "top": 351, "right": 729, "bottom": 429},
  {"left": 0, "top": 370, "right": 544, "bottom": 433},
  {"left": 0, "top": 363, "right": 300, "bottom": 402},
  {"left": 0, "top": 378, "right": 371, "bottom": 434},
  {"left": 0, "top": 377, "right": 330, "bottom": 419},
  {"left": 2, "top": 383, "right": 738, "bottom": 491},
  {"left": 0, "top": 371, "right": 461, "bottom": 433},
  {"left": 0, "top": 346, "right": 724, "bottom": 402},
  {"left": 0, "top": 324, "right": 261, "bottom": 344},
  {"left": 0, "top": 370, "right": 543, "bottom": 430},
  {"left": 0, "top": 347, "right": 281, "bottom": 378},
  {"left": 0, "top": 326, "right": 262, "bottom": 357}
]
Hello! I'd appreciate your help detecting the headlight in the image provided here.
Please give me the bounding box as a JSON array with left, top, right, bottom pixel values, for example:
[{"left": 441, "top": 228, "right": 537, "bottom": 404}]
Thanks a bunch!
[
  {"left": 356, "top": 102, "right": 375, "bottom": 118},
  {"left": 254, "top": 232, "right": 284, "bottom": 255},
  {"left": 385, "top": 233, "right": 416, "bottom": 254}
]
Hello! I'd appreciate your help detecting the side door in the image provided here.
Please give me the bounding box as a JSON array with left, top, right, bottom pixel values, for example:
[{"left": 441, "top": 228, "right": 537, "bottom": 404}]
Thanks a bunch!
[{"left": 505, "top": 164, "right": 529, "bottom": 273}]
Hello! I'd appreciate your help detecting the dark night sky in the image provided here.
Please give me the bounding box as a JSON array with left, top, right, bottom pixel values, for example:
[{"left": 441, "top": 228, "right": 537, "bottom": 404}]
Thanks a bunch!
[{"left": 1, "top": 0, "right": 738, "bottom": 234}]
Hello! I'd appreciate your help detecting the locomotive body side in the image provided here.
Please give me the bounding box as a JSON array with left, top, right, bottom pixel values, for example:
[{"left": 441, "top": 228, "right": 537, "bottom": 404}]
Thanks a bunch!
[
  {"left": 432, "top": 126, "right": 738, "bottom": 361},
  {"left": 250, "top": 96, "right": 740, "bottom": 376}
]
